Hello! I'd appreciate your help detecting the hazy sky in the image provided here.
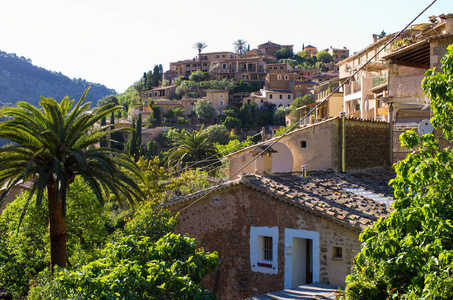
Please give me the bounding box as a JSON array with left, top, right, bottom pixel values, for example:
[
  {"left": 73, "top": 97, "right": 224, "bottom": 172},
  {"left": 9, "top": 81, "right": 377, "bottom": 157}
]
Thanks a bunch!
[{"left": 1, "top": 0, "right": 449, "bottom": 93}]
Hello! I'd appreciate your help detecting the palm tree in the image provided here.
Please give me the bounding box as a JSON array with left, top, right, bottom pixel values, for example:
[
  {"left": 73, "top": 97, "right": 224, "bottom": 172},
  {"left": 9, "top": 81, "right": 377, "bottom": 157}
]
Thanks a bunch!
[
  {"left": 193, "top": 42, "right": 208, "bottom": 72},
  {"left": 0, "top": 89, "right": 145, "bottom": 269},
  {"left": 166, "top": 127, "right": 221, "bottom": 174},
  {"left": 233, "top": 39, "right": 247, "bottom": 57}
]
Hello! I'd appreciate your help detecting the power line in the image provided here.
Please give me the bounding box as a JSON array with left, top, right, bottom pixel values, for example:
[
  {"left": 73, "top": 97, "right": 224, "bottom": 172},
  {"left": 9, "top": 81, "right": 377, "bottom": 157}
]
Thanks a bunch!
[{"left": 175, "top": 0, "right": 438, "bottom": 213}]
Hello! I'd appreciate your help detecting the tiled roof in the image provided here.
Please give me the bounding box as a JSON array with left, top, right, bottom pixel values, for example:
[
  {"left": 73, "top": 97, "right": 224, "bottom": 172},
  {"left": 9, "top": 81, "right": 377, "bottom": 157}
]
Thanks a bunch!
[
  {"left": 243, "top": 171, "right": 393, "bottom": 231},
  {"left": 426, "top": 33, "right": 453, "bottom": 42},
  {"left": 162, "top": 170, "right": 394, "bottom": 231}
]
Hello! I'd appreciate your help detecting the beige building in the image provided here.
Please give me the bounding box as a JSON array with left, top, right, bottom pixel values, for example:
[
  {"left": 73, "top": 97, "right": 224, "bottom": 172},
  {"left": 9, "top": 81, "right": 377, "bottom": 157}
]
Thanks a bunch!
[
  {"left": 205, "top": 90, "right": 229, "bottom": 120},
  {"left": 338, "top": 34, "right": 394, "bottom": 119},
  {"left": 313, "top": 78, "right": 345, "bottom": 121},
  {"left": 226, "top": 116, "right": 389, "bottom": 180},
  {"left": 322, "top": 46, "right": 350, "bottom": 63}
]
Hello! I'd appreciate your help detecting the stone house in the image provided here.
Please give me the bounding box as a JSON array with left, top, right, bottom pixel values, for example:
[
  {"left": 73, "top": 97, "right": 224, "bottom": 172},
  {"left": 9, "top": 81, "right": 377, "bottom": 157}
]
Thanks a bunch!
[
  {"left": 216, "top": 56, "right": 267, "bottom": 85},
  {"left": 226, "top": 116, "right": 389, "bottom": 180},
  {"left": 303, "top": 44, "right": 318, "bottom": 57},
  {"left": 163, "top": 170, "right": 393, "bottom": 299},
  {"left": 266, "top": 63, "right": 293, "bottom": 73},
  {"left": 169, "top": 52, "right": 239, "bottom": 77},
  {"left": 258, "top": 41, "right": 294, "bottom": 57},
  {"left": 142, "top": 85, "right": 176, "bottom": 102}
]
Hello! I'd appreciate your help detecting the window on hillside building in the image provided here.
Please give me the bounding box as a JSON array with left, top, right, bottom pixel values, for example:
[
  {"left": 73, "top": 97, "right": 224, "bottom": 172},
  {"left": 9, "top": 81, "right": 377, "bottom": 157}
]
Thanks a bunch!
[
  {"left": 277, "top": 75, "right": 282, "bottom": 80},
  {"left": 222, "top": 64, "right": 227, "bottom": 69},
  {"left": 285, "top": 75, "right": 289, "bottom": 80},
  {"left": 288, "top": 95, "right": 291, "bottom": 99},
  {"left": 250, "top": 226, "right": 278, "bottom": 274},
  {"left": 262, "top": 236, "right": 273, "bottom": 261},
  {"left": 279, "top": 95, "right": 283, "bottom": 99},
  {"left": 220, "top": 94, "right": 224, "bottom": 98},
  {"left": 270, "top": 94, "right": 273, "bottom": 99},
  {"left": 220, "top": 100, "right": 224, "bottom": 106},
  {"left": 300, "top": 141, "right": 307, "bottom": 148},
  {"left": 297, "top": 93, "right": 301, "bottom": 98}
]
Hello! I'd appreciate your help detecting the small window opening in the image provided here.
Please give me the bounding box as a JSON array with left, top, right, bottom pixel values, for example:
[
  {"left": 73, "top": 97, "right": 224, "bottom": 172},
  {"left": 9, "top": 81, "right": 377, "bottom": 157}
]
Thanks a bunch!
[
  {"left": 300, "top": 141, "right": 307, "bottom": 148},
  {"left": 332, "top": 246, "right": 343, "bottom": 259}
]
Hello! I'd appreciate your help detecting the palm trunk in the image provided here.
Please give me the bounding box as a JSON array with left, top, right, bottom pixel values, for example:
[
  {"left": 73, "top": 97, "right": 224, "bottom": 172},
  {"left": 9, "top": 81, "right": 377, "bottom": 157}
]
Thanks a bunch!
[
  {"left": 199, "top": 49, "right": 202, "bottom": 71},
  {"left": 47, "top": 183, "right": 67, "bottom": 269}
]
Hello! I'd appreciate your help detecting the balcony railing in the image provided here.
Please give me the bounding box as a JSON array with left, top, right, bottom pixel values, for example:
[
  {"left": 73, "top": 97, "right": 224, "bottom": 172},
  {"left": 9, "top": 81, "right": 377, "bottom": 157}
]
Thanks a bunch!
[{"left": 372, "top": 76, "right": 387, "bottom": 88}]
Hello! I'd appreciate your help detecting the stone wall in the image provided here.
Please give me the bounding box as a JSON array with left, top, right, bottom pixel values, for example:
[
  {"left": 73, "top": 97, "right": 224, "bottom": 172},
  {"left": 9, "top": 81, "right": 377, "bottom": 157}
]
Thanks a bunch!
[
  {"left": 344, "top": 119, "right": 389, "bottom": 170},
  {"left": 430, "top": 37, "right": 453, "bottom": 70},
  {"left": 170, "top": 185, "right": 361, "bottom": 299}
]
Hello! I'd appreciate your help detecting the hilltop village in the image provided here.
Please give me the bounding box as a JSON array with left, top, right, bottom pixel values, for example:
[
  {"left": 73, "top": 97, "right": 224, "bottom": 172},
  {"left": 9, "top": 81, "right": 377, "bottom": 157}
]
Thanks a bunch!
[{"left": 1, "top": 13, "right": 453, "bottom": 300}]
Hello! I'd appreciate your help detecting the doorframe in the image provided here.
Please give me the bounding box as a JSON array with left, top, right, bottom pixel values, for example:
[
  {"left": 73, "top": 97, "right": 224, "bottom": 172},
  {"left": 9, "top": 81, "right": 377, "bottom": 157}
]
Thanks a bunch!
[{"left": 284, "top": 228, "right": 320, "bottom": 289}]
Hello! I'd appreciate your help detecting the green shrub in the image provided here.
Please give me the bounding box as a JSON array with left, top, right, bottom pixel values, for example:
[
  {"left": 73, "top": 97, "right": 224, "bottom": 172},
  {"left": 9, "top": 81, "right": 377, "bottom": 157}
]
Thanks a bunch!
[{"left": 345, "top": 280, "right": 388, "bottom": 300}]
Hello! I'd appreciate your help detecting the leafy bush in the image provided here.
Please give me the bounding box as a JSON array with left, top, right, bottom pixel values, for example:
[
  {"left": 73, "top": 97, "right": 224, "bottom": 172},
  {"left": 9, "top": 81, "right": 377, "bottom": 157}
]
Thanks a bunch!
[
  {"left": 29, "top": 202, "right": 218, "bottom": 299},
  {"left": 345, "top": 45, "right": 453, "bottom": 300},
  {"left": 0, "top": 177, "right": 109, "bottom": 298}
]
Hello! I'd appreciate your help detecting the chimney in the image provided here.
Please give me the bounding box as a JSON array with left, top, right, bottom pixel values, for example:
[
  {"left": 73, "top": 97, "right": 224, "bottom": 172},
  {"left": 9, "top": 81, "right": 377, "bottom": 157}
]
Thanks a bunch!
[
  {"left": 372, "top": 34, "right": 378, "bottom": 43},
  {"left": 429, "top": 15, "right": 438, "bottom": 24},
  {"left": 251, "top": 145, "right": 278, "bottom": 174},
  {"left": 301, "top": 165, "right": 308, "bottom": 177},
  {"left": 444, "top": 14, "right": 453, "bottom": 34}
]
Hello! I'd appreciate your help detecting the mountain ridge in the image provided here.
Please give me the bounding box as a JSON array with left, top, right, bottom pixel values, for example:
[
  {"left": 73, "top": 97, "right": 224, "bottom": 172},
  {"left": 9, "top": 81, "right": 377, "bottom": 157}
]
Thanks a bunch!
[{"left": 0, "top": 50, "right": 116, "bottom": 107}]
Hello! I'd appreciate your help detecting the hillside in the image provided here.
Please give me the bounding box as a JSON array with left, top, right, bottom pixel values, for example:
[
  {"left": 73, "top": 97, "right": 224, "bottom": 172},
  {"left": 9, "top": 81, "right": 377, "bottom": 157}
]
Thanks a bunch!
[{"left": 0, "top": 50, "right": 116, "bottom": 107}]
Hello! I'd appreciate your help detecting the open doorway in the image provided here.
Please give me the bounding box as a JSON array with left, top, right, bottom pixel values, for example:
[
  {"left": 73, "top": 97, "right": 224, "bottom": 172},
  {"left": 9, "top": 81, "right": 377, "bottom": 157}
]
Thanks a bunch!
[
  {"left": 291, "top": 237, "right": 313, "bottom": 287},
  {"left": 284, "top": 228, "right": 319, "bottom": 289}
]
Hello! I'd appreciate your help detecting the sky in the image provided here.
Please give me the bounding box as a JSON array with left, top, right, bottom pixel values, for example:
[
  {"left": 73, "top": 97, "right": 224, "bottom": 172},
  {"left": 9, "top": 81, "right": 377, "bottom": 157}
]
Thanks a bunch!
[{"left": 1, "top": 0, "right": 450, "bottom": 93}]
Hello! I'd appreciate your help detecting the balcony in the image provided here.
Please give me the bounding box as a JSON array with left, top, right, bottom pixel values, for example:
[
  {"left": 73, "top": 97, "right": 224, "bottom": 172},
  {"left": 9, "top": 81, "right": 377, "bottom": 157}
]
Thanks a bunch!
[
  {"left": 372, "top": 76, "right": 387, "bottom": 88},
  {"left": 344, "top": 82, "right": 361, "bottom": 96}
]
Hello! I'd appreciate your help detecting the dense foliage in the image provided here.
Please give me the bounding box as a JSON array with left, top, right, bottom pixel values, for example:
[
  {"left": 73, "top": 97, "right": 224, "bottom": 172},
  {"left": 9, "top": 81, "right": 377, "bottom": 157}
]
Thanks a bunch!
[
  {"left": 345, "top": 45, "right": 453, "bottom": 300},
  {"left": 0, "top": 90, "right": 144, "bottom": 269},
  {"left": 166, "top": 126, "right": 221, "bottom": 174},
  {"left": 0, "top": 178, "right": 109, "bottom": 298}
]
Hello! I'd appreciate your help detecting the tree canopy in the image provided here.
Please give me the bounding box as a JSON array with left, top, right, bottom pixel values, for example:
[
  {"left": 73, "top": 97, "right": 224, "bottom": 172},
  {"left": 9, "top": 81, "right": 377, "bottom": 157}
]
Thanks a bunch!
[
  {"left": 0, "top": 89, "right": 144, "bottom": 269},
  {"left": 316, "top": 51, "right": 334, "bottom": 63}
]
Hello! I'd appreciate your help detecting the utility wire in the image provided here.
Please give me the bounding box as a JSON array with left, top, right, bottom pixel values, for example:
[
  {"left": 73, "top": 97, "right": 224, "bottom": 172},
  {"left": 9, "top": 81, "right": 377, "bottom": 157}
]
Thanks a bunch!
[{"left": 175, "top": 0, "right": 438, "bottom": 213}]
